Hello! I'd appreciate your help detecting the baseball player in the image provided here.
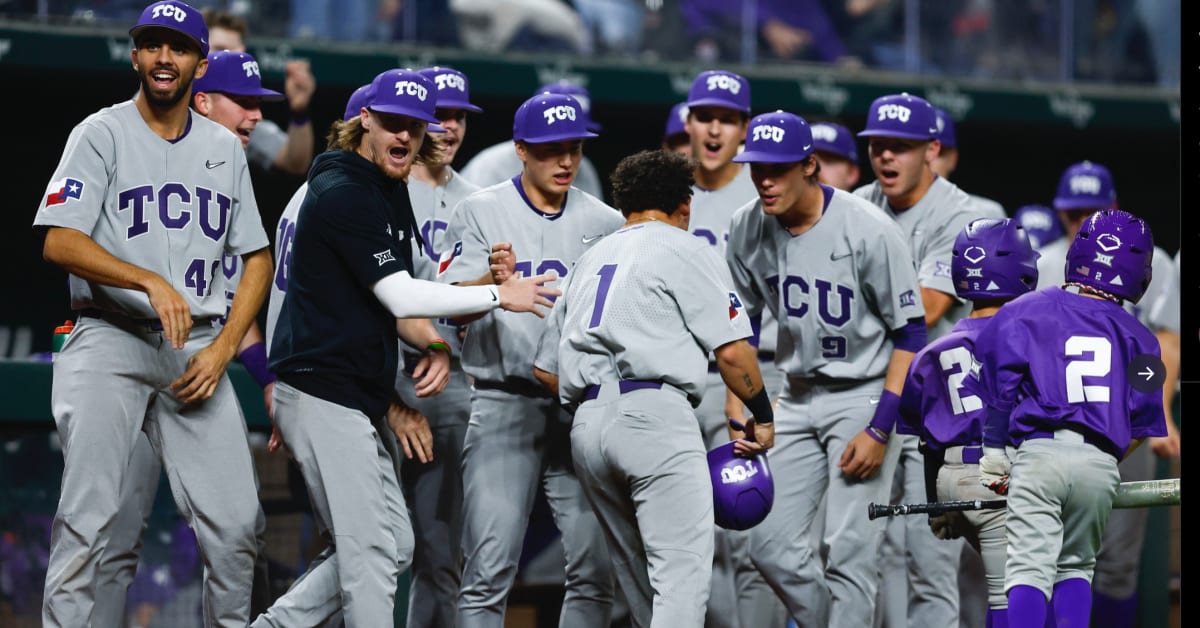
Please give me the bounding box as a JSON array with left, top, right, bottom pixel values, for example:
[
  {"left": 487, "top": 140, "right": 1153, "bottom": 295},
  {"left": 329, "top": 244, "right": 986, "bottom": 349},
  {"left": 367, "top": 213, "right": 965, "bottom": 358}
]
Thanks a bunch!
[
  {"left": 389, "top": 64, "right": 485, "bottom": 628},
  {"left": 930, "top": 107, "right": 1006, "bottom": 219},
  {"left": 532, "top": 149, "right": 776, "bottom": 627},
  {"left": 662, "top": 101, "right": 691, "bottom": 155},
  {"left": 33, "top": 3, "right": 271, "bottom": 626},
  {"left": 809, "top": 121, "right": 861, "bottom": 191},
  {"left": 973, "top": 209, "right": 1167, "bottom": 627},
  {"left": 437, "top": 91, "right": 623, "bottom": 628},
  {"left": 726, "top": 110, "right": 925, "bottom": 628},
  {"left": 678, "top": 69, "right": 784, "bottom": 628},
  {"left": 89, "top": 48, "right": 286, "bottom": 627},
  {"left": 854, "top": 92, "right": 979, "bottom": 628},
  {"left": 460, "top": 80, "right": 606, "bottom": 199},
  {"left": 896, "top": 218, "right": 1041, "bottom": 628},
  {"left": 258, "top": 68, "right": 557, "bottom": 627},
  {"left": 202, "top": 8, "right": 317, "bottom": 177},
  {"left": 1012, "top": 204, "right": 1065, "bottom": 250},
  {"left": 1033, "top": 160, "right": 1181, "bottom": 628}
]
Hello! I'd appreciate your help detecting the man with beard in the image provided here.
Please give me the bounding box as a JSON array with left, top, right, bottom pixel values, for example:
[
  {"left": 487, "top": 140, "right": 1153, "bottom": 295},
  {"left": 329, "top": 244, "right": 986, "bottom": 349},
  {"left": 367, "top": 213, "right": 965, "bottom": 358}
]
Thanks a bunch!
[{"left": 33, "top": 3, "right": 271, "bottom": 626}]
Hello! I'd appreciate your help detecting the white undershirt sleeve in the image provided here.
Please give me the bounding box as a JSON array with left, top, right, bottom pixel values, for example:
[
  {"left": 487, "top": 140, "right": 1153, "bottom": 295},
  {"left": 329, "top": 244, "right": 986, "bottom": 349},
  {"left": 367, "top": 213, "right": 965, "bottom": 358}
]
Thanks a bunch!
[{"left": 372, "top": 270, "right": 500, "bottom": 318}]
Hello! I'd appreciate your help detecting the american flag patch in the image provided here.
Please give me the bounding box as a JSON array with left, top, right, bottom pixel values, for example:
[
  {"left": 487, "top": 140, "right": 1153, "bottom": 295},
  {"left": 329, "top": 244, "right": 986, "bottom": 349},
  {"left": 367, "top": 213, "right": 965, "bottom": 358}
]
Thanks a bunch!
[
  {"left": 438, "top": 241, "right": 463, "bottom": 275},
  {"left": 45, "top": 177, "right": 84, "bottom": 206},
  {"left": 728, "top": 292, "right": 743, "bottom": 319}
]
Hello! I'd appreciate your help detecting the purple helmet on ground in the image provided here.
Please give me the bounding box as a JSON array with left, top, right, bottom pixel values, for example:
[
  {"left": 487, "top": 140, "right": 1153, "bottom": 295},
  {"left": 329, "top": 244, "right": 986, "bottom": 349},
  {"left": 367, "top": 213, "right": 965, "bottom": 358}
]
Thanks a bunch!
[
  {"left": 1065, "top": 209, "right": 1154, "bottom": 303},
  {"left": 857, "top": 92, "right": 938, "bottom": 141},
  {"left": 1013, "top": 204, "right": 1065, "bottom": 249},
  {"left": 708, "top": 441, "right": 774, "bottom": 531},
  {"left": 952, "top": 218, "right": 1040, "bottom": 301},
  {"left": 1053, "top": 161, "right": 1116, "bottom": 211}
]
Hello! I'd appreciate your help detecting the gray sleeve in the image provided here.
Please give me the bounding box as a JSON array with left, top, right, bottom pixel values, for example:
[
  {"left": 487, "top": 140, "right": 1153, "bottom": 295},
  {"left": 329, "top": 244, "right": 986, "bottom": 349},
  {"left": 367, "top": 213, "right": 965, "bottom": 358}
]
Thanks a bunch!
[
  {"left": 224, "top": 152, "right": 270, "bottom": 255},
  {"left": 676, "top": 244, "right": 753, "bottom": 353},
  {"left": 534, "top": 276, "right": 572, "bottom": 375},
  {"left": 33, "top": 119, "right": 112, "bottom": 232},
  {"left": 917, "top": 209, "right": 974, "bottom": 298},
  {"left": 863, "top": 221, "right": 926, "bottom": 328},
  {"left": 1144, "top": 248, "right": 1180, "bottom": 334},
  {"left": 724, "top": 225, "right": 764, "bottom": 317},
  {"left": 246, "top": 120, "right": 287, "bottom": 171},
  {"left": 436, "top": 200, "right": 490, "bottom": 285}
]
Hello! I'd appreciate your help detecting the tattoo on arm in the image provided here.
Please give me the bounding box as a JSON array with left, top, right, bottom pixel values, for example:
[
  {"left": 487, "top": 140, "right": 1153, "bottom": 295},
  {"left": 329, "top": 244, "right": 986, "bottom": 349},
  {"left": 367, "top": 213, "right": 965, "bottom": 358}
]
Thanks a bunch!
[{"left": 742, "top": 374, "right": 754, "bottom": 394}]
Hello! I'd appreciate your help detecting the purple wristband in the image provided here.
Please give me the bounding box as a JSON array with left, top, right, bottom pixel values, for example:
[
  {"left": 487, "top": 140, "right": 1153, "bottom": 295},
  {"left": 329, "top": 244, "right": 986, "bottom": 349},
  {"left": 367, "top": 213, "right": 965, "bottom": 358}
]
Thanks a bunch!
[
  {"left": 239, "top": 341, "right": 276, "bottom": 389},
  {"left": 867, "top": 389, "right": 902, "bottom": 436}
]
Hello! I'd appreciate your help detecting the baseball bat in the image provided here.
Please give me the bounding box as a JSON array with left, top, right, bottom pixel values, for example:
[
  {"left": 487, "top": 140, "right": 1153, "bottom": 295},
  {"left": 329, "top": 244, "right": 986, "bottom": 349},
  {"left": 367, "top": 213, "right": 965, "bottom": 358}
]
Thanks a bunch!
[{"left": 867, "top": 478, "right": 1180, "bottom": 520}]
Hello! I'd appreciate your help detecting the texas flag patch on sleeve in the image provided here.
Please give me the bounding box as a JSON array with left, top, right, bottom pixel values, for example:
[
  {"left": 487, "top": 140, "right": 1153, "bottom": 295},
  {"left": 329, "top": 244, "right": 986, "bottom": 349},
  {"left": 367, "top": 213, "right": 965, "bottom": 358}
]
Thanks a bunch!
[
  {"left": 45, "top": 177, "right": 84, "bottom": 206},
  {"left": 728, "top": 292, "right": 744, "bottom": 319},
  {"left": 438, "top": 241, "right": 463, "bottom": 275}
]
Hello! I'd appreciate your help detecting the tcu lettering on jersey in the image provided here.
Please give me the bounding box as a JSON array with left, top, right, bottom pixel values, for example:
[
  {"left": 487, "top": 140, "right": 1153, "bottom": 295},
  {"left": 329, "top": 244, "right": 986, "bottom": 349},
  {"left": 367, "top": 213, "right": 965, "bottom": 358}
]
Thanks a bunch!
[
  {"left": 118, "top": 183, "right": 231, "bottom": 242},
  {"left": 434, "top": 73, "right": 466, "bottom": 92},
  {"left": 543, "top": 105, "right": 578, "bottom": 125},
  {"left": 1069, "top": 174, "right": 1102, "bottom": 195},
  {"left": 706, "top": 74, "right": 741, "bottom": 94},
  {"left": 45, "top": 177, "right": 84, "bottom": 206},
  {"left": 770, "top": 275, "right": 854, "bottom": 326},
  {"left": 395, "top": 81, "right": 429, "bottom": 101},
  {"left": 876, "top": 104, "right": 912, "bottom": 123},
  {"left": 751, "top": 125, "right": 786, "bottom": 143},
  {"left": 151, "top": 2, "right": 187, "bottom": 21}
]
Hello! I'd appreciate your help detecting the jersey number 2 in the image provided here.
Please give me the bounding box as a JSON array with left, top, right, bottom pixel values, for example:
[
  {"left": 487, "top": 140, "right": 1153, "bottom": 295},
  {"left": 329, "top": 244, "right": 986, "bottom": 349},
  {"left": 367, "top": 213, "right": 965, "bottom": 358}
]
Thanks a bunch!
[
  {"left": 588, "top": 264, "right": 618, "bottom": 328},
  {"left": 1065, "top": 336, "right": 1111, "bottom": 403},
  {"left": 938, "top": 346, "right": 982, "bottom": 415}
]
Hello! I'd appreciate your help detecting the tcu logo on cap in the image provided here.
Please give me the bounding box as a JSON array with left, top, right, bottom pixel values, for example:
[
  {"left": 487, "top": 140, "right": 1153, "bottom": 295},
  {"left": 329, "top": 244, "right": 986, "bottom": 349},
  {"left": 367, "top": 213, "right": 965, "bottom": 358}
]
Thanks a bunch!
[
  {"left": 811, "top": 124, "right": 838, "bottom": 143},
  {"left": 720, "top": 460, "right": 760, "bottom": 484},
  {"left": 394, "top": 81, "right": 429, "bottom": 101},
  {"left": 434, "top": 73, "right": 465, "bottom": 92},
  {"left": 751, "top": 125, "right": 786, "bottom": 143},
  {"left": 1069, "top": 175, "right": 1102, "bottom": 195},
  {"left": 543, "top": 105, "right": 577, "bottom": 125},
  {"left": 151, "top": 2, "right": 188, "bottom": 22},
  {"left": 876, "top": 104, "right": 912, "bottom": 123},
  {"left": 242, "top": 60, "right": 261, "bottom": 78},
  {"left": 706, "top": 74, "right": 741, "bottom": 94}
]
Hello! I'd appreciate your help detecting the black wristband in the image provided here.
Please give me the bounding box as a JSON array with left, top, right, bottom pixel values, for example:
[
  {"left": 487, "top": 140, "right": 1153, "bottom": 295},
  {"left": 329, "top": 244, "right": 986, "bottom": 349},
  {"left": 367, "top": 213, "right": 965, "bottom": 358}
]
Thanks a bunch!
[
  {"left": 289, "top": 111, "right": 310, "bottom": 126},
  {"left": 744, "top": 387, "right": 773, "bottom": 424}
]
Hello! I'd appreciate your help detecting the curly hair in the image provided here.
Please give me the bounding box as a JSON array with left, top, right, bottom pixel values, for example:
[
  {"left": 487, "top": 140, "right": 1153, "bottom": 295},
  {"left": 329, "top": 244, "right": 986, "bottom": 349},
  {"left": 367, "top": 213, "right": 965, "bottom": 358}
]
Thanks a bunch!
[{"left": 610, "top": 150, "right": 695, "bottom": 217}]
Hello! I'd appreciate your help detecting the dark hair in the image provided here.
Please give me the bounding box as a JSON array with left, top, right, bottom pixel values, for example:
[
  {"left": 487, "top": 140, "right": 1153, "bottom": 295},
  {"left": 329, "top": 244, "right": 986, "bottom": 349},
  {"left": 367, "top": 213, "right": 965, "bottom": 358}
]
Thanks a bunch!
[
  {"left": 610, "top": 150, "right": 694, "bottom": 217},
  {"left": 202, "top": 9, "right": 248, "bottom": 36}
]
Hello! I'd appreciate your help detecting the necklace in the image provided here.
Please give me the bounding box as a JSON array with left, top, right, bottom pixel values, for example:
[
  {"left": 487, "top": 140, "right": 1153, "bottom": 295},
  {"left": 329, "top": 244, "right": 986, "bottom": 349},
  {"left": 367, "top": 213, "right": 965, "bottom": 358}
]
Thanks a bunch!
[{"left": 625, "top": 216, "right": 659, "bottom": 227}]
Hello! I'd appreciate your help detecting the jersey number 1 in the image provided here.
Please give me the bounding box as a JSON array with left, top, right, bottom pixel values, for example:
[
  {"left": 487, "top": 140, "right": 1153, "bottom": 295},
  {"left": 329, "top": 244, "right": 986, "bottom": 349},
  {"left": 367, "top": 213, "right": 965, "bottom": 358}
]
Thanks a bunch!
[{"left": 588, "top": 264, "right": 618, "bottom": 329}]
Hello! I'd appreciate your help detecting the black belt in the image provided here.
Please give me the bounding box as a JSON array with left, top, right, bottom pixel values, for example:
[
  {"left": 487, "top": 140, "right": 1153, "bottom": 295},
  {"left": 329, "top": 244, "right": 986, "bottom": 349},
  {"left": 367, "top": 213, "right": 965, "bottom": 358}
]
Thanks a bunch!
[
  {"left": 581, "top": 379, "right": 665, "bottom": 402},
  {"left": 473, "top": 378, "right": 554, "bottom": 399},
  {"left": 79, "top": 308, "right": 215, "bottom": 333}
]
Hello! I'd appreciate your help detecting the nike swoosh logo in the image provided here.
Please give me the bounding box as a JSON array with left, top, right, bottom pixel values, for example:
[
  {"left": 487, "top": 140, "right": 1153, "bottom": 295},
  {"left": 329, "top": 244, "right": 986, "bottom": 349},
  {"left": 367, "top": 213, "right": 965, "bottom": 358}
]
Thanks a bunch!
[
  {"left": 205, "top": 160, "right": 225, "bottom": 169},
  {"left": 869, "top": 398, "right": 880, "bottom": 405},
  {"left": 581, "top": 234, "right": 604, "bottom": 244},
  {"left": 830, "top": 250, "right": 852, "bottom": 261},
  {"left": 803, "top": 144, "right": 812, "bottom": 150},
  {"left": 490, "top": 288, "right": 498, "bottom": 302}
]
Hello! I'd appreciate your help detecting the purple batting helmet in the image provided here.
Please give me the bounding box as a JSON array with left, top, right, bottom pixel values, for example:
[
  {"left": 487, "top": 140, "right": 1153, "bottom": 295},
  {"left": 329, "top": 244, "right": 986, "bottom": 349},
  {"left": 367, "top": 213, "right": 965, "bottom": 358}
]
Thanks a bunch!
[
  {"left": 1065, "top": 209, "right": 1154, "bottom": 303},
  {"left": 513, "top": 92, "right": 598, "bottom": 144},
  {"left": 733, "top": 110, "right": 814, "bottom": 164},
  {"left": 130, "top": 0, "right": 209, "bottom": 56},
  {"left": 536, "top": 81, "right": 600, "bottom": 131},
  {"left": 420, "top": 66, "right": 483, "bottom": 113},
  {"left": 192, "top": 51, "right": 283, "bottom": 100},
  {"left": 708, "top": 441, "right": 774, "bottom": 531},
  {"left": 952, "top": 218, "right": 1040, "bottom": 301},
  {"left": 1053, "top": 161, "right": 1117, "bottom": 211},
  {"left": 858, "top": 92, "right": 938, "bottom": 141},
  {"left": 1013, "top": 204, "right": 1065, "bottom": 249},
  {"left": 687, "top": 70, "right": 751, "bottom": 115},
  {"left": 810, "top": 122, "right": 858, "bottom": 162}
]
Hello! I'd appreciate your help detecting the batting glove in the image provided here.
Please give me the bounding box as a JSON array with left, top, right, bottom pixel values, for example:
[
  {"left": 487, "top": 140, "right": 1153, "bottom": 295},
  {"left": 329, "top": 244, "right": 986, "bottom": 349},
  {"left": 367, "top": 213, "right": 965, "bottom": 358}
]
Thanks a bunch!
[
  {"left": 978, "top": 446, "right": 1011, "bottom": 495},
  {"left": 928, "top": 511, "right": 968, "bottom": 540}
]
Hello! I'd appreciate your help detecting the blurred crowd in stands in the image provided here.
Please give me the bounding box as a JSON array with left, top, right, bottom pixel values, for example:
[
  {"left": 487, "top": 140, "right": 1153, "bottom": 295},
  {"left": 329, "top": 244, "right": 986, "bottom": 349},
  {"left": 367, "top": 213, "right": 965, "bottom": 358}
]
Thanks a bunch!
[{"left": 0, "top": 0, "right": 1181, "bottom": 85}]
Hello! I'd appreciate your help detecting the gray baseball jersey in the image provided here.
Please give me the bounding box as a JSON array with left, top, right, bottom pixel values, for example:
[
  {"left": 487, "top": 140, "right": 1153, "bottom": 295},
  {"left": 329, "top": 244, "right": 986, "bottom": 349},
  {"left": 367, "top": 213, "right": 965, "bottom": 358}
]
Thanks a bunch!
[
  {"left": 246, "top": 119, "right": 287, "bottom": 171},
  {"left": 460, "top": 140, "right": 605, "bottom": 199},
  {"left": 437, "top": 179, "right": 625, "bottom": 384},
  {"left": 854, "top": 175, "right": 977, "bottom": 340},
  {"left": 35, "top": 101, "right": 269, "bottom": 317},
  {"left": 265, "top": 182, "right": 308, "bottom": 353},
  {"left": 969, "top": 194, "right": 1007, "bottom": 220}
]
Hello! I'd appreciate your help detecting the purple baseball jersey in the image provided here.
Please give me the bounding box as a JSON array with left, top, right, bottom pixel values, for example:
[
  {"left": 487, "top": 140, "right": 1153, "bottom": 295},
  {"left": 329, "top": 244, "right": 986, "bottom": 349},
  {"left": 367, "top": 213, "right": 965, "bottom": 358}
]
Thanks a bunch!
[
  {"left": 897, "top": 316, "right": 991, "bottom": 449},
  {"left": 968, "top": 287, "right": 1166, "bottom": 458}
]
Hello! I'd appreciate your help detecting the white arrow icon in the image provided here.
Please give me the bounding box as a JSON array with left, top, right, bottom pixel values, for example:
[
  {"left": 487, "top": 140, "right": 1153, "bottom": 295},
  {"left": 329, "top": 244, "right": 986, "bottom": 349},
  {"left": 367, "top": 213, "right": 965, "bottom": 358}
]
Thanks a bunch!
[{"left": 1139, "top": 367, "right": 1155, "bottom": 381}]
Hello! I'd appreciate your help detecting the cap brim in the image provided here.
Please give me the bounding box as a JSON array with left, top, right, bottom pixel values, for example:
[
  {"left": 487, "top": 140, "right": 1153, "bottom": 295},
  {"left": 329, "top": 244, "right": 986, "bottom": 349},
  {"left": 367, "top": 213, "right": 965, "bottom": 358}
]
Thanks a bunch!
[
  {"left": 733, "top": 150, "right": 811, "bottom": 164},
  {"left": 212, "top": 87, "right": 285, "bottom": 101},
  {"left": 813, "top": 146, "right": 855, "bottom": 161},
  {"left": 856, "top": 129, "right": 935, "bottom": 140},
  {"left": 1053, "top": 198, "right": 1106, "bottom": 211},
  {"left": 686, "top": 98, "right": 750, "bottom": 114},
  {"left": 129, "top": 24, "right": 206, "bottom": 54},
  {"left": 428, "top": 124, "right": 447, "bottom": 133},
  {"left": 367, "top": 105, "right": 441, "bottom": 126},
  {"left": 517, "top": 130, "right": 599, "bottom": 143},
  {"left": 436, "top": 100, "right": 483, "bottom": 113}
]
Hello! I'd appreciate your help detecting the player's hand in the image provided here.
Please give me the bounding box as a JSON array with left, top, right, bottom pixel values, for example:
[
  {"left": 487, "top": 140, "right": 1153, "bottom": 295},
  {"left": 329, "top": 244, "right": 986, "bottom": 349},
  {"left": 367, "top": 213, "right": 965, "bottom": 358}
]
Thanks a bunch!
[
  {"left": 285, "top": 60, "right": 316, "bottom": 114},
  {"left": 1149, "top": 420, "right": 1180, "bottom": 458},
  {"left": 928, "top": 511, "right": 968, "bottom": 540},
  {"left": 489, "top": 243, "right": 516, "bottom": 284},
  {"left": 146, "top": 277, "right": 193, "bottom": 349},
  {"left": 729, "top": 418, "right": 775, "bottom": 455},
  {"left": 262, "top": 381, "right": 276, "bottom": 419},
  {"left": 497, "top": 272, "right": 560, "bottom": 318},
  {"left": 978, "top": 447, "right": 1011, "bottom": 495},
  {"left": 411, "top": 350, "right": 451, "bottom": 397},
  {"left": 387, "top": 401, "right": 433, "bottom": 463},
  {"left": 839, "top": 430, "right": 887, "bottom": 480},
  {"left": 171, "top": 341, "right": 236, "bottom": 404}
]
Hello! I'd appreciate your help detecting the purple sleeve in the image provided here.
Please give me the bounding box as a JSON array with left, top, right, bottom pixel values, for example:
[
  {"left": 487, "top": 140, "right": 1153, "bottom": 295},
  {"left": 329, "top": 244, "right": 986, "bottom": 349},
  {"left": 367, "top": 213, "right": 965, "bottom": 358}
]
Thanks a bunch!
[{"left": 759, "top": 0, "right": 849, "bottom": 62}]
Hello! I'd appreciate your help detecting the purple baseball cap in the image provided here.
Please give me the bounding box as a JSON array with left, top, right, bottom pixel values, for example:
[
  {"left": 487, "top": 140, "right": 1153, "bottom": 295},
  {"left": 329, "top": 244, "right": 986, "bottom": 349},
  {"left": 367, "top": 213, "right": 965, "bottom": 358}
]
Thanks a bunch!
[
  {"left": 1013, "top": 204, "right": 1065, "bottom": 249},
  {"left": 343, "top": 83, "right": 373, "bottom": 121},
  {"left": 1053, "top": 160, "right": 1116, "bottom": 211},
  {"left": 933, "top": 107, "right": 957, "bottom": 149},
  {"left": 857, "top": 92, "right": 938, "bottom": 141},
  {"left": 366, "top": 68, "right": 442, "bottom": 126},
  {"left": 192, "top": 51, "right": 283, "bottom": 100},
  {"left": 513, "top": 93, "right": 598, "bottom": 144},
  {"left": 664, "top": 102, "right": 689, "bottom": 140},
  {"left": 809, "top": 122, "right": 858, "bottom": 162},
  {"left": 536, "top": 81, "right": 600, "bottom": 132},
  {"left": 129, "top": 1, "right": 209, "bottom": 56},
  {"left": 733, "top": 110, "right": 814, "bottom": 164},
  {"left": 687, "top": 70, "right": 751, "bottom": 114},
  {"left": 419, "top": 66, "right": 483, "bottom": 113}
]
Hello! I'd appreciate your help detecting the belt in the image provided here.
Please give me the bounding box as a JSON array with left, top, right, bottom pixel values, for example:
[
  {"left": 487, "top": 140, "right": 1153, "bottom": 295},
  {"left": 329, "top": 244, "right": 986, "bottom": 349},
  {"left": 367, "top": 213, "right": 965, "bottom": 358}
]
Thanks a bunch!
[
  {"left": 79, "top": 308, "right": 215, "bottom": 333},
  {"left": 473, "top": 378, "right": 554, "bottom": 399},
  {"left": 709, "top": 351, "right": 775, "bottom": 373},
  {"left": 582, "top": 379, "right": 665, "bottom": 402},
  {"left": 1026, "top": 427, "right": 1120, "bottom": 460},
  {"left": 942, "top": 445, "right": 983, "bottom": 465}
]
